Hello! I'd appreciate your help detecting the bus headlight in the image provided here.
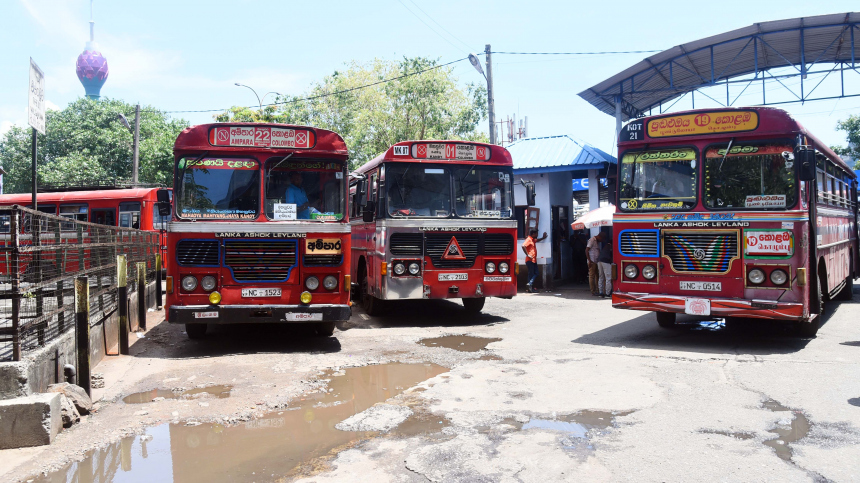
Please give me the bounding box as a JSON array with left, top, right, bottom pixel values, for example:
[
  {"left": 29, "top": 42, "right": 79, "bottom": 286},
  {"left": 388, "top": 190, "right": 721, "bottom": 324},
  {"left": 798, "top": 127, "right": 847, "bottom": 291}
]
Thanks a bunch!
[
  {"left": 181, "top": 276, "right": 198, "bottom": 291},
  {"left": 624, "top": 264, "right": 638, "bottom": 279},
  {"left": 393, "top": 262, "right": 406, "bottom": 276},
  {"left": 485, "top": 262, "right": 496, "bottom": 274},
  {"left": 201, "top": 276, "right": 217, "bottom": 292},
  {"left": 499, "top": 262, "right": 509, "bottom": 274},
  {"left": 323, "top": 275, "right": 338, "bottom": 290},
  {"left": 748, "top": 268, "right": 765, "bottom": 284},
  {"left": 642, "top": 265, "right": 657, "bottom": 280},
  {"left": 305, "top": 276, "right": 320, "bottom": 291},
  {"left": 408, "top": 262, "right": 421, "bottom": 275},
  {"left": 770, "top": 269, "right": 788, "bottom": 285}
]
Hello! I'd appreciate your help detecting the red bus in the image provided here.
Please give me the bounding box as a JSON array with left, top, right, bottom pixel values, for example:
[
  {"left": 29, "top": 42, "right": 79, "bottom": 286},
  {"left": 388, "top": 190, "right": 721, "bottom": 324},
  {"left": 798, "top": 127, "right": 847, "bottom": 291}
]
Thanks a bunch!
[
  {"left": 349, "top": 141, "right": 517, "bottom": 315},
  {"left": 164, "top": 123, "right": 351, "bottom": 339},
  {"left": 612, "top": 107, "right": 858, "bottom": 336}
]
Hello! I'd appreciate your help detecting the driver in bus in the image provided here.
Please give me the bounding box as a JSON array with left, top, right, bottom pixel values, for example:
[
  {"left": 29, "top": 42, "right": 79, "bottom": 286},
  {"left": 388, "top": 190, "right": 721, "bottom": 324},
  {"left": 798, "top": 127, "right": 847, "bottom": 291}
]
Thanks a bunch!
[{"left": 285, "top": 171, "right": 311, "bottom": 219}]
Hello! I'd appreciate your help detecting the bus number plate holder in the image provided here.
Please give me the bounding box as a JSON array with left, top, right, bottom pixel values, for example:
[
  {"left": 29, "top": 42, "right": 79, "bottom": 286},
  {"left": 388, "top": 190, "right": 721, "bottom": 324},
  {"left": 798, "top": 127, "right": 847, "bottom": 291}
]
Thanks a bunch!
[
  {"left": 242, "top": 288, "right": 281, "bottom": 297},
  {"left": 193, "top": 311, "right": 218, "bottom": 319},
  {"left": 438, "top": 273, "right": 468, "bottom": 281},
  {"left": 684, "top": 298, "right": 711, "bottom": 316}
]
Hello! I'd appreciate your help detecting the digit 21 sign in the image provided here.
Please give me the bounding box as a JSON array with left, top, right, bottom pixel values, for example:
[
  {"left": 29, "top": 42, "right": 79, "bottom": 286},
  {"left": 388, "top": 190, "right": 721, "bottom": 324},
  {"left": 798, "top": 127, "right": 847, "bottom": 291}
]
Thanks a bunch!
[{"left": 209, "top": 126, "right": 315, "bottom": 149}]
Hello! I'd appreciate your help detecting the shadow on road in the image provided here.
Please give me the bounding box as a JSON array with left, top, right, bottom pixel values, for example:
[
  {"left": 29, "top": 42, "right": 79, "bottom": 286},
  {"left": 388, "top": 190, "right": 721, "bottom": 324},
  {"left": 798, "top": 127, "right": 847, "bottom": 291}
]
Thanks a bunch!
[
  {"left": 134, "top": 321, "right": 343, "bottom": 359},
  {"left": 343, "top": 298, "right": 509, "bottom": 331}
]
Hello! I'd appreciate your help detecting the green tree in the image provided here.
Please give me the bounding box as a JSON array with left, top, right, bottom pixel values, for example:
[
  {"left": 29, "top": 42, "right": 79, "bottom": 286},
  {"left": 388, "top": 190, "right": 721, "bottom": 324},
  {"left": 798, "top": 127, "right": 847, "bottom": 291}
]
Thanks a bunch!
[
  {"left": 0, "top": 98, "right": 188, "bottom": 193},
  {"left": 832, "top": 114, "right": 860, "bottom": 169},
  {"left": 216, "top": 57, "right": 488, "bottom": 169}
]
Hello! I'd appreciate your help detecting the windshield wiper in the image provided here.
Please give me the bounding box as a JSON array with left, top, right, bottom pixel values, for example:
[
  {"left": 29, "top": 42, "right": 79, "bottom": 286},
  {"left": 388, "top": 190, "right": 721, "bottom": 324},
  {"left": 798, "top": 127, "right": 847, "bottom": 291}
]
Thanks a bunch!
[
  {"left": 265, "top": 152, "right": 295, "bottom": 192},
  {"left": 718, "top": 138, "right": 734, "bottom": 173}
]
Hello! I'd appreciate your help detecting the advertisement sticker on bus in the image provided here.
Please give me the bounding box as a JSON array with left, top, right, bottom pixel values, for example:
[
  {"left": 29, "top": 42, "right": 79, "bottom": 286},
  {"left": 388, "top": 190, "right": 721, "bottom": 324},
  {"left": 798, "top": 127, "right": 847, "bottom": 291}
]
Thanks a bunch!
[
  {"left": 272, "top": 203, "right": 297, "bottom": 220},
  {"left": 209, "top": 126, "right": 315, "bottom": 149},
  {"left": 411, "top": 143, "right": 491, "bottom": 161},
  {"left": 745, "top": 230, "right": 793, "bottom": 256},
  {"left": 647, "top": 110, "right": 758, "bottom": 138},
  {"left": 745, "top": 195, "right": 786, "bottom": 208}
]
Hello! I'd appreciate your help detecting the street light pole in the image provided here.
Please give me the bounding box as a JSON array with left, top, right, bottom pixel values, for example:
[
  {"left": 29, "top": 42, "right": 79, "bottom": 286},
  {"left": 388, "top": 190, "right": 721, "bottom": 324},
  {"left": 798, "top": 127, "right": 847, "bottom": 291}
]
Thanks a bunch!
[
  {"left": 485, "top": 44, "right": 496, "bottom": 145},
  {"left": 132, "top": 103, "right": 140, "bottom": 184},
  {"left": 235, "top": 83, "right": 262, "bottom": 111}
]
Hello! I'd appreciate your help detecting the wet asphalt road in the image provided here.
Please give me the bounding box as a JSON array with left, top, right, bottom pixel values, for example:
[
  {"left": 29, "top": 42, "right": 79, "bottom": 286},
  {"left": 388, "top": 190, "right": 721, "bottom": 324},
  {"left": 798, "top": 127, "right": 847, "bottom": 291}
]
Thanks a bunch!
[{"left": 4, "top": 284, "right": 860, "bottom": 482}]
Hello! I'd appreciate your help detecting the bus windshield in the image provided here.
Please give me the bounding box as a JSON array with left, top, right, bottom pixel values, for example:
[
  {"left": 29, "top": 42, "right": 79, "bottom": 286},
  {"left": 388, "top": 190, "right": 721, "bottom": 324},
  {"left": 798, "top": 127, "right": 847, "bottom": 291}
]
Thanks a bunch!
[
  {"left": 704, "top": 143, "right": 797, "bottom": 210},
  {"left": 177, "top": 157, "right": 259, "bottom": 220},
  {"left": 453, "top": 166, "right": 513, "bottom": 218},
  {"left": 264, "top": 158, "right": 345, "bottom": 221},
  {"left": 619, "top": 148, "right": 697, "bottom": 211},
  {"left": 387, "top": 164, "right": 452, "bottom": 217}
]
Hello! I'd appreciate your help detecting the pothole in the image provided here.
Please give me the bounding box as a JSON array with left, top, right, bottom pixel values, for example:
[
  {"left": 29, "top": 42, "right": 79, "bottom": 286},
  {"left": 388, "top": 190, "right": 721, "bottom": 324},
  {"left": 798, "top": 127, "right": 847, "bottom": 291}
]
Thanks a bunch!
[
  {"left": 502, "top": 410, "right": 632, "bottom": 458},
  {"left": 35, "top": 363, "right": 448, "bottom": 483},
  {"left": 123, "top": 385, "right": 233, "bottom": 404},
  {"left": 418, "top": 335, "right": 502, "bottom": 352},
  {"left": 762, "top": 398, "right": 811, "bottom": 462}
]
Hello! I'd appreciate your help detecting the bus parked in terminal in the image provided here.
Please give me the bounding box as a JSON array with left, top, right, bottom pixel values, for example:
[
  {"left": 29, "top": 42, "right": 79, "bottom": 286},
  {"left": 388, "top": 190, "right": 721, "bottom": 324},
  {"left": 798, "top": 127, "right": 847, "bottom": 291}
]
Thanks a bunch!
[
  {"left": 350, "top": 141, "right": 517, "bottom": 315},
  {"left": 163, "top": 123, "right": 351, "bottom": 338},
  {"left": 612, "top": 107, "right": 857, "bottom": 336}
]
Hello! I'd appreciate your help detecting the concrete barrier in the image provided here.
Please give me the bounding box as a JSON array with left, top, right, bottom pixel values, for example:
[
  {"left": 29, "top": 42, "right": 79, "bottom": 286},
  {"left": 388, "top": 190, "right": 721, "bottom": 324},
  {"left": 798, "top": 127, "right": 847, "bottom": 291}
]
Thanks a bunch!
[{"left": 0, "top": 392, "right": 62, "bottom": 449}]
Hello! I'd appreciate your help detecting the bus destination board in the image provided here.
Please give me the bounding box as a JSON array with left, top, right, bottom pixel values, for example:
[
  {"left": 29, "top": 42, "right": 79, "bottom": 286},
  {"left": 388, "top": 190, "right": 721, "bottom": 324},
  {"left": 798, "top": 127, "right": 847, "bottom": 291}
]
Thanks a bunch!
[
  {"left": 647, "top": 110, "right": 759, "bottom": 138},
  {"left": 209, "top": 126, "right": 315, "bottom": 149}
]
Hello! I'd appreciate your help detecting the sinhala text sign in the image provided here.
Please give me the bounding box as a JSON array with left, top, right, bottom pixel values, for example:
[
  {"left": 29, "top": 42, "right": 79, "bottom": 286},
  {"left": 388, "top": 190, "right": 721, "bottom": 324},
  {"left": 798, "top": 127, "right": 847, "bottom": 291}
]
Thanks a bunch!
[{"left": 28, "top": 58, "right": 46, "bottom": 135}]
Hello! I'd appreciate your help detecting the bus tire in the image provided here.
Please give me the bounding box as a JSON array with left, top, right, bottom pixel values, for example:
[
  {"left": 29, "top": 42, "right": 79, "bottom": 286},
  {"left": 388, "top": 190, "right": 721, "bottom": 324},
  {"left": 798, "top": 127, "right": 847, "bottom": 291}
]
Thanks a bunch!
[
  {"left": 797, "top": 276, "right": 825, "bottom": 338},
  {"left": 186, "top": 323, "right": 207, "bottom": 339},
  {"left": 656, "top": 312, "right": 676, "bottom": 328},
  {"left": 313, "top": 322, "right": 336, "bottom": 337},
  {"left": 462, "top": 297, "right": 485, "bottom": 314}
]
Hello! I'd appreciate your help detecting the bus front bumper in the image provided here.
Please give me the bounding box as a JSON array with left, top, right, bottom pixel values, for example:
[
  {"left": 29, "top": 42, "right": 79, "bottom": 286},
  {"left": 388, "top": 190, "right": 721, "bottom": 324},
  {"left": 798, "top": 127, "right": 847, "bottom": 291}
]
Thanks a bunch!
[
  {"left": 611, "top": 292, "right": 806, "bottom": 321},
  {"left": 168, "top": 304, "right": 351, "bottom": 324}
]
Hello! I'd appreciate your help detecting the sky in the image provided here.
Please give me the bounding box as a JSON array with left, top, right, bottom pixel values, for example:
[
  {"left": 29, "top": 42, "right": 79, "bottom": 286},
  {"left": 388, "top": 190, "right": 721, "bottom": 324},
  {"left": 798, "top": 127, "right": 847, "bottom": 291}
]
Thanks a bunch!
[{"left": 2, "top": 0, "right": 859, "bottom": 158}]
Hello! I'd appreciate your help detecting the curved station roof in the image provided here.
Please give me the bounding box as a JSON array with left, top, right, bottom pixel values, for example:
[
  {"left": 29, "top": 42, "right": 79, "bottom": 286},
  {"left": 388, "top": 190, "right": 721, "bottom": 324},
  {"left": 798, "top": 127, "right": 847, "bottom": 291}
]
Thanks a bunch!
[{"left": 579, "top": 12, "right": 860, "bottom": 121}]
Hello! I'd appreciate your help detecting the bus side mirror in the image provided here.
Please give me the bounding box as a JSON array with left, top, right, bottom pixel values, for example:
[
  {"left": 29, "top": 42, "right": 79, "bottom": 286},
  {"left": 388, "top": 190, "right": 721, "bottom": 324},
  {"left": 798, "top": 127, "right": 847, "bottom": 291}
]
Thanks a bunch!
[
  {"left": 795, "top": 147, "right": 816, "bottom": 181},
  {"left": 156, "top": 189, "right": 172, "bottom": 218},
  {"left": 525, "top": 182, "right": 536, "bottom": 206},
  {"left": 362, "top": 200, "right": 376, "bottom": 223},
  {"left": 356, "top": 180, "right": 368, "bottom": 207}
]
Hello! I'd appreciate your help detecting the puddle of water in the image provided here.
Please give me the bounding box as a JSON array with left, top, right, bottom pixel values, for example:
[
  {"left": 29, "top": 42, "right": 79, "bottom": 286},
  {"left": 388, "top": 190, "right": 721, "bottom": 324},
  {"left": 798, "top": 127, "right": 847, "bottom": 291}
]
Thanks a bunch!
[
  {"left": 679, "top": 319, "right": 726, "bottom": 332},
  {"left": 35, "top": 363, "right": 448, "bottom": 483},
  {"left": 418, "top": 335, "right": 502, "bottom": 352},
  {"left": 123, "top": 385, "right": 233, "bottom": 404},
  {"left": 519, "top": 410, "right": 628, "bottom": 457},
  {"left": 762, "top": 398, "right": 811, "bottom": 462},
  {"left": 849, "top": 397, "right": 860, "bottom": 407}
]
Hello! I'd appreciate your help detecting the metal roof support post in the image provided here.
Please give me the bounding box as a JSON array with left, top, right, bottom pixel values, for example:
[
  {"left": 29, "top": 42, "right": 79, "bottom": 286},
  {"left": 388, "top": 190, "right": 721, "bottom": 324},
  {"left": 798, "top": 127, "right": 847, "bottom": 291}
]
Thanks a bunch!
[
  {"left": 692, "top": 90, "right": 695, "bottom": 109},
  {"left": 851, "top": 26, "right": 855, "bottom": 67},
  {"left": 800, "top": 25, "right": 806, "bottom": 101},
  {"left": 754, "top": 37, "right": 759, "bottom": 77},
  {"left": 615, "top": 95, "right": 622, "bottom": 145}
]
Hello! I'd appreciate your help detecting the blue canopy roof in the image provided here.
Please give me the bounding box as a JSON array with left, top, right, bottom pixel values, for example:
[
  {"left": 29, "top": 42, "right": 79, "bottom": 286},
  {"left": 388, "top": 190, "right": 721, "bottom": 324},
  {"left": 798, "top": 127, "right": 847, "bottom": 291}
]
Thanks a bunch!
[{"left": 506, "top": 135, "right": 616, "bottom": 175}]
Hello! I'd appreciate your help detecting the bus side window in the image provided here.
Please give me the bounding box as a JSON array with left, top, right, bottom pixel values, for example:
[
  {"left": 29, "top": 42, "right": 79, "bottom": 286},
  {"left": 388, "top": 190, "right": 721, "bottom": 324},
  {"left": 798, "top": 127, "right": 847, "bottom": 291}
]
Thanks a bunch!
[
  {"left": 816, "top": 171, "right": 825, "bottom": 204},
  {"left": 60, "top": 204, "right": 88, "bottom": 231},
  {"left": 91, "top": 209, "right": 116, "bottom": 226},
  {"left": 119, "top": 202, "right": 141, "bottom": 229}
]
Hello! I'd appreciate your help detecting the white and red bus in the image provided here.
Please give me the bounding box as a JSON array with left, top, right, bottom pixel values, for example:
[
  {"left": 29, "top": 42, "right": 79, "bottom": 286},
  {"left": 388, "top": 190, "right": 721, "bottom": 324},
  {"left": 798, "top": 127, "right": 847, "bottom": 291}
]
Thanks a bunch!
[
  {"left": 612, "top": 107, "right": 857, "bottom": 336},
  {"left": 164, "top": 123, "right": 351, "bottom": 339},
  {"left": 350, "top": 141, "right": 517, "bottom": 315}
]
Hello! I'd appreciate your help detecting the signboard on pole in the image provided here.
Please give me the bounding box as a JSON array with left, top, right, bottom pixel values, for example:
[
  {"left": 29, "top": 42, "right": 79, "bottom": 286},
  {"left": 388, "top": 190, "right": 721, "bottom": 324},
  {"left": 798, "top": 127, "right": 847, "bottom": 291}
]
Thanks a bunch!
[{"left": 28, "top": 58, "right": 46, "bottom": 135}]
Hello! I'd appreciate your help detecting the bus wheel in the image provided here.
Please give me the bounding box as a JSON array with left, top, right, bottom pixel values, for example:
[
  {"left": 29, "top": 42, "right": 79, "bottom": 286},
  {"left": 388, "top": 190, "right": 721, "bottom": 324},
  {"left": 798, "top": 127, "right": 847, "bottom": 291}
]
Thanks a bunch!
[
  {"left": 313, "top": 322, "right": 336, "bottom": 337},
  {"left": 656, "top": 312, "right": 676, "bottom": 328},
  {"left": 185, "top": 323, "right": 207, "bottom": 339},
  {"left": 797, "top": 276, "right": 825, "bottom": 338},
  {"left": 462, "top": 297, "right": 485, "bottom": 314},
  {"left": 360, "top": 268, "right": 385, "bottom": 316}
]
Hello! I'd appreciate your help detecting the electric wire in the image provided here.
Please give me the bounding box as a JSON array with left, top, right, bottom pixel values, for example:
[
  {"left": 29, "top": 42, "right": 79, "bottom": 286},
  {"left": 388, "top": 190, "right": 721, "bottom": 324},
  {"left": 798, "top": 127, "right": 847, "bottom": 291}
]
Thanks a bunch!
[{"left": 402, "top": 0, "right": 475, "bottom": 53}]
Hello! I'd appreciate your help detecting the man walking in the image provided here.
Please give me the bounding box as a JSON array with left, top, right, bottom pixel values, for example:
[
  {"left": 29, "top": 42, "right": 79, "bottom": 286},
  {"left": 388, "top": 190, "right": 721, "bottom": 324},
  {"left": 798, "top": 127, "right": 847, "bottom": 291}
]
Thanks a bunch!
[
  {"left": 598, "top": 238, "right": 613, "bottom": 297},
  {"left": 521, "top": 229, "right": 548, "bottom": 293},
  {"left": 586, "top": 231, "right": 606, "bottom": 296}
]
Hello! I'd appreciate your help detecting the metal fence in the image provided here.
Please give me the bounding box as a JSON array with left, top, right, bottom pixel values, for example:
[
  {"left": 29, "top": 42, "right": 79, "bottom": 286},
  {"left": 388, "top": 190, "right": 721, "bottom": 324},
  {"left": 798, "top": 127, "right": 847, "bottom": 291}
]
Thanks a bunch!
[{"left": 0, "top": 205, "right": 159, "bottom": 362}]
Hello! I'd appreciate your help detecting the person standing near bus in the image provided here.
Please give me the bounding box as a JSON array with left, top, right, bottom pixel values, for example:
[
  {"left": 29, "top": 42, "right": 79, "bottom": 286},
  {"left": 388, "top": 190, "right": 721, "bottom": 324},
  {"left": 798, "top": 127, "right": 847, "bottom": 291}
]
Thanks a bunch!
[
  {"left": 598, "top": 239, "right": 613, "bottom": 297},
  {"left": 285, "top": 171, "right": 310, "bottom": 219},
  {"left": 522, "top": 229, "right": 548, "bottom": 293},
  {"left": 586, "top": 232, "right": 606, "bottom": 296}
]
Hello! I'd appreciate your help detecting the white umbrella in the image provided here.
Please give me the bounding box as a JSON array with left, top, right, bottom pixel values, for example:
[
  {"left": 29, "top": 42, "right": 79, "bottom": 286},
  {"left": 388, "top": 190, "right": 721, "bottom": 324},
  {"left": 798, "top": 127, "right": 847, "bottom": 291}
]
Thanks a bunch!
[{"left": 571, "top": 205, "right": 615, "bottom": 230}]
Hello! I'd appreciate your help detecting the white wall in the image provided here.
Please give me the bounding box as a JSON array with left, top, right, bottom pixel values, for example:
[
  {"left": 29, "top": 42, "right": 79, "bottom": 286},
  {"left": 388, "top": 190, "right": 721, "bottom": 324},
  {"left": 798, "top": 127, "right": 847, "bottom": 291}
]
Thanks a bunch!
[{"left": 514, "top": 174, "right": 552, "bottom": 266}]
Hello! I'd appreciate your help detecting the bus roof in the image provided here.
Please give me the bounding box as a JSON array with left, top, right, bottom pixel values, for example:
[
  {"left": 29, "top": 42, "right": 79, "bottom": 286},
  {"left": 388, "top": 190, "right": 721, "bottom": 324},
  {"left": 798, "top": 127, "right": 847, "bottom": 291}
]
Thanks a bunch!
[
  {"left": 354, "top": 141, "right": 512, "bottom": 175},
  {"left": 0, "top": 188, "right": 165, "bottom": 205},
  {"left": 174, "top": 123, "right": 348, "bottom": 158},
  {"left": 619, "top": 107, "right": 852, "bottom": 174}
]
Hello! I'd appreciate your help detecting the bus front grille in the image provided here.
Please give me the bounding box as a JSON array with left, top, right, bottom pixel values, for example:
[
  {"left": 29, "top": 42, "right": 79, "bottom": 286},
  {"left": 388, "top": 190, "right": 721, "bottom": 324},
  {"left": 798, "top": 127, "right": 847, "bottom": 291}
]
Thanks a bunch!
[
  {"left": 425, "top": 233, "right": 479, "bottom": 268},
  {"left": 224, "top": 240, "right": 297, "bottom": 282},
  {"left": 620, "top": 231, "right": 658, "bottom": 256},
  {"left": 483, "top": 234, "right": 514, "bottom": 255},
  {"left": 389, "top": 233, "right": 423, "bottom": 256},
  {"left": 663, "top": 232, "right": 738, "bottom": 273},
  {"left": 304, "top": 254, "right": 343, "bottom": 266},
  {"left": 176, "top": 239, "right": 219, "bottom": 266}
]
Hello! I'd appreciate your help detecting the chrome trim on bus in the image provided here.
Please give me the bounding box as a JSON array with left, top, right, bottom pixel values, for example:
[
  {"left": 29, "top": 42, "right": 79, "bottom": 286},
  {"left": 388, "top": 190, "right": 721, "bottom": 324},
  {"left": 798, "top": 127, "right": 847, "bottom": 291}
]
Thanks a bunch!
[
  {"left": 376, "top": 219, "right": 517, "bottom": 229},
  {"left": 167, "top": 222, "right": 351, "bottom": 234},
  {"left": 816, "top": 239, "right": 853, "bottom": 250}
]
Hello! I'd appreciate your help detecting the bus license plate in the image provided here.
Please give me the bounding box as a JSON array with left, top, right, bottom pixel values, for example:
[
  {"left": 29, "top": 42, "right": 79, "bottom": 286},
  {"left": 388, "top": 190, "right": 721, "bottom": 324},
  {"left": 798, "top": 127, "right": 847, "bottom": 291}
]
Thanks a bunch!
[
  {"left": 679, "top": 281, "right": 721, "bottom": 291},
  {"left": 241, "top": 288, "right": 281, "bottom": 298},
  {"left": 193, "top": 311, "right": 218, "bottom": 319},
  {"left": 438, "top": 273, "right": 468, "bottom": 281},
  {"left": 285, "top": 313, "right": 322, "bottom": 321}
]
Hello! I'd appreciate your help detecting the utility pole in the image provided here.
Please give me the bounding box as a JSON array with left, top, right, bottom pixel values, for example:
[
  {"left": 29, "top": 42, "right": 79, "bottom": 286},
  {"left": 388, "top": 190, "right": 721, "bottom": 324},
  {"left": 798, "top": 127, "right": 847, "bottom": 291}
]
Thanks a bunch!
[
  {"left": 132, "top": 104, "right": 140, "bottom": 184},
  {"left": 485, "top": 44, "right": 496, "bottom": 145}
]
